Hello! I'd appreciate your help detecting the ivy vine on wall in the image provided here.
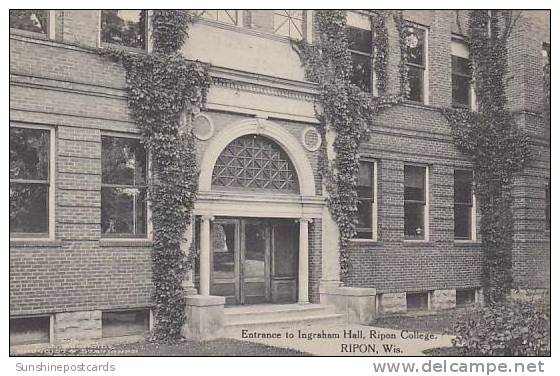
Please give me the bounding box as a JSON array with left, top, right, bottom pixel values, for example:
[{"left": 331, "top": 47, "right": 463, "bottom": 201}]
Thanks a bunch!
[
  {"left": 293, "top": 10, "right": 404, "bottom": 280},
  {"left": 100, "top": 10, "right": 211, "bottom": 341},
  {"left": 442, "top": 10, "right": 530, "bottom": 304}
]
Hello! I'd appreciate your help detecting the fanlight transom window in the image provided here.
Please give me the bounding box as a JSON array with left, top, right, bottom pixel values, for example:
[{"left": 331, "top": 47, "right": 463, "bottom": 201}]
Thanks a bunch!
[{"left": 212, "top": 135, "right": 299, "bottom": 193}]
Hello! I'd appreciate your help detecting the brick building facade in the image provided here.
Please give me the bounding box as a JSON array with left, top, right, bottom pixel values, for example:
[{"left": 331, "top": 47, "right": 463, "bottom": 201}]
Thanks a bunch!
[{"left": 9, "top": 10, "right": 550, "bottom": 346}]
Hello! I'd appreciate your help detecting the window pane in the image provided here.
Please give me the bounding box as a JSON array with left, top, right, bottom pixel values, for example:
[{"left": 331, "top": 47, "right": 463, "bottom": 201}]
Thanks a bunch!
[
  {"left": 357, "top": 162, "right": 373, "bottom": 199},
  {"left": 404, "top": 27, "right": 425, "bottom": 66},
  {"left": 452, "top": 56, "right": 471, "bottom": 76},
  {"left": 452, "top": 74, "right": 471, "bottom": 107},
  {"left": 454, "top": 170, "right": 473, "bottom": 204},
  {"left": 454, "top": 204, "right": 472, "bottom": 239},
  {"left": 248, "top": 10, "right": 274, "bottom": 33},
  {"left": 10, "top": 127, "right": 49, "bottom": 181},
  {"left": 346, "top": 27, "right": 372, "bottom": 54},
  {"left": 350, "top": 53, "right": 372, "bottom": 92},
  {"left": 407, "top": 65, "right": 424, "bottom": 102},
  {"left": 101, "top": 10, "right": 145, "bottom": 49},
  {"left": 102, "top": 310, "right": 149, "bottom": 338},
  {"left": 357, "top": 198, "right": 372, "bottom": 230},
  {"left": 101, "top": 187, "right": 147, "bottom": 237},
  {"left": 10, "top": 183, "right": 48, "bottom": 235},
  {"left": 9, "top": 10, "right": 48, "bottom": 34},
  {"left": 404, "top": 166, "right": 425, "bottom": 202},
  {"left": 10, "top": 316, "right": 50, "bottom": 345},
  {"left": 404, "top": 202, "right": 425, "bottom": 239},
  {"left": 102, "top": 137, "right": 146, "bottom": 186},
  {"left": 273, "top": 10, "right": 304, "bottom": 40},
  {"left": 202, "top": 10, "right": 237, "bottom": 25}
]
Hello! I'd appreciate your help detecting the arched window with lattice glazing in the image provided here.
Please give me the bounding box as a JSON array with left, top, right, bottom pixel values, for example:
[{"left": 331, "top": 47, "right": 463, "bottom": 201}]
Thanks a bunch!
[{"left": 211, "top": 135, "right": 299, "bottom": 193}]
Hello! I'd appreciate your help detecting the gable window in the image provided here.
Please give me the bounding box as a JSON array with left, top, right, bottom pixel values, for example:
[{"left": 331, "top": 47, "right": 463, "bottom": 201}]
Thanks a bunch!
[
  {"left": 9, "top": 10, "right": 49, "bottom": 35},
  {"left": 201, "top": 10, "right": 238, "bottom": 25},
  {"left": 101, "top": 10, "right": 147, "bottom": 49},
  {"left": 10, "top": 126, "right": 54, "bottom": 238},
  {"left": 452, "top": 39, "right": 473, "bottom": 109},
  {"left": 454, "top": 169, "right": 476, "bottom": 240},
  {"left": 273, "top": 10, "right": 305, "bottom": 40},
  {"left": 101, "top": 136, "right": 148, "bottom": 238},
  {"left": 404, "top": 165, "right": 428, "bottom": 240},
  {"left": 403, "top": 25, "right": 427, "bottom": 103},
  {"left": 355, "top": 161, "right": 377, "bottom": 240}
]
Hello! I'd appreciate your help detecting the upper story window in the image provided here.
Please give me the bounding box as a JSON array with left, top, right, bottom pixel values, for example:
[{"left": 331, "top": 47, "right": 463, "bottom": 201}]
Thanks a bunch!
[
  {"left": 454, "top": 169, "right": 475, "bottom": 240},
  {"left": 451, "top": 39, "right": 474, "bottom": 109},
  {"left": 201, "top": 10, "right": 238, "bottom": 25},
  {"left": 10, "top": 126, "right": 54, "bottom": 238},
  {"left": 101, "top": 136, "right": 148, "bottom": 238},
  {"left": 101, "top": 10, "right": 147, "bottom": 49},
  {"left": 9, "top": 10, "right": 49, "bottom": 35},
  {"left": 404, "top": 165, "right": 428, "bottom": 240},
  {"left": 403, "top": 25, "right": 427, "bottom": 103},
  {"left": 347, "top": 26, "right": 373, "bottom": 92},
  {"left": 355, "top": 160, "right": 377, "bottom": 240},
  {"left": 272, "top": 10, "right": 305, "bottom": 41}
]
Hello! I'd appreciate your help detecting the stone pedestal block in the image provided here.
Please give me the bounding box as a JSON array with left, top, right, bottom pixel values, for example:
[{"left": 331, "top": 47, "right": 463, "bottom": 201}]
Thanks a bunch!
[
  {"left": 320, "top": 286, "right": 377, "bottom": 324},
  {"left": 182, "top": 295, "right": 225, "bottom": 341},
  {"left": 379, "top": 292, "right": 407, "bottom": 314},
  {"left": 54, "top": 310, "right": 102, "bottom": 343},
  {"left": 431, "top": 289, "right": 456, "bottom": 310}
]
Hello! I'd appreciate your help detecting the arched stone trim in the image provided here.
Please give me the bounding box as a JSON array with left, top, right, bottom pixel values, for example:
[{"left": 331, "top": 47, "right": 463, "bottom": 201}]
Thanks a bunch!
[{"left": 199, "top": 118, "right": 316, "bottom": 196}]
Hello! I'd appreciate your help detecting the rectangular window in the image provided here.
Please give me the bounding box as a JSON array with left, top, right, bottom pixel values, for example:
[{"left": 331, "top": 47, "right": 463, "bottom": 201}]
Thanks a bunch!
[
  {"left": 452, "top": 39, "right": 473, "bottom": 108},
  {"left": 101, "top": 10, "right": 147, "bottom": 49},
  {"left": 201, "top": 10, "right": 238, "bottom": 25},
  {"left": 102, "top": 309, "right": 150, "bottom": 338},
  {"left": 404, "top": 165, "right": 428, "bottom": 240},
  {"left": 10, "top": 127, "right": 53, "bottom": 238},
  {"left": 101, "top": 136, "right": 148, "bottom": 238},
  {"left": 355, "top": 161, "right": 377, "bottom": 239},
  {"left": 273, "top": 10, "right": 305, "bottom": 41},
  {"left": 406, "top": 292, "right": 429, "bottom": 311},
  {"left": 346, "top": 26, "right": 373, "bottom": 92},
  {"left": 546, "top": 181, "right": 551, "bottom": 230},
  {"left": 10, "top": 316, "right": 51, "bottom": 346},
  {"left": 9, "top": 10, "right": 49, "bottom": 35},
  {"left": 454, "top": 169, "right": 474, "bottom": 240},
  {"left": 404, "top": 26, "right": 427, "bottom": 103},
  {"left": 456, "top": 289, "right": 476, "bottom": 307}
]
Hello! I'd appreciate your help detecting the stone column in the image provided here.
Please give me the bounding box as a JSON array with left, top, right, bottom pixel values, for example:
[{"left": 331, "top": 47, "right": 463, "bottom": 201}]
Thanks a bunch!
[
  {"left": 298, "top": 218, "right": 312, "bottom": 304},
  {"left": 199, "top": 215, "right": 213, "bottom": 296}
]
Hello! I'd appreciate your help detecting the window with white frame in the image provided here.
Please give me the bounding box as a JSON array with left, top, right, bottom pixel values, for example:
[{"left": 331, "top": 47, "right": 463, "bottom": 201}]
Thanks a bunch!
[
  {"left": 452, "top": 39, "right": 474, "bottom": 109},
  {"left": 10, "top": 126, "right": 54, "bottom": 238},
  {"left": 101, "top": 136, "right": 148, "bottom": 238},
  {"left": 201, "top": 10, "right": 238, "bottom": 25},
  {"left": 101, "top": 10, "right": 147, "bottom": 49},
  {"left": 403, "top": 25, "right": 427, "bottom": 103},
  {"left": 272, "top": 10, "right": 305, "bottom": 40},
  {"left": 404, "top": 165, "right": 428, "bottom": 240},
  {"left": 9, "top": 10, "right": 49, "bottom": 35},
  {"left": 355, "top": 160, "right": 377, "bottom": 240},
  {"left": 454, "top": 169, "right": 476, "bottom": 240}
]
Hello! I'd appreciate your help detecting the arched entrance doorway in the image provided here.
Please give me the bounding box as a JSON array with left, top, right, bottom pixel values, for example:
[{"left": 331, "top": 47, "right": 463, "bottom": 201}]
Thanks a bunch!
[{"left": 194, "top": 119, "right": 322, "bottom": 306}]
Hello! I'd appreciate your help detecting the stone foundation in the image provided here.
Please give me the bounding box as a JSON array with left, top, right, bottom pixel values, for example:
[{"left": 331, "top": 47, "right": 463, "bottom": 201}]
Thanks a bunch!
[
  {"left": 510, "top": 288, "right": 549, "bottom": 303},
  {"left": 182, "top": 295, "right": 225, "bottom": 341},
  {"left": 431, "top": 289, "right": 456, "bottom": 310},
  {"left": 379, "top": 292, "right": 407, "bottom": 314},
  {"left": 54, "top": 310, "right": 102, "bottom": 343},
  {"left": 320, "top": 286, "right": 376, "bottom": 324}
]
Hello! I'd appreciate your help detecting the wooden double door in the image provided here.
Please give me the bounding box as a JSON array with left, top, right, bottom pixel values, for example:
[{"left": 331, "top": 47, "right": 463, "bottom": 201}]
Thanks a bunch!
[{"left": 210, "top": 218, "right": 299, "bottom": 305}]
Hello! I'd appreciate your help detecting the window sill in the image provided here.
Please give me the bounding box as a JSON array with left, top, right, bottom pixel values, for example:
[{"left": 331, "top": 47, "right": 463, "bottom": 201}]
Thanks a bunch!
[
  {"left": 99, "top": 239, "right": 153, "bottom": 247},
  {"left": 100, "top": 42, "right": 148, "bottom": 54},
  {"left": 10, "top": 28, "right": 49, "bottom": 40},
  {"left": 10, "top": 239, "right": 62, "bottom": 248}
]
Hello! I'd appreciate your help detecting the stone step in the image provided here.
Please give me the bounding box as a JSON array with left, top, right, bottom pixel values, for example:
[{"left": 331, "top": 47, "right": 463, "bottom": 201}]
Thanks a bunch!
[
  {"left": 224, "top": 303, "right": 336, "bottom": 324},
  {"left": 223, "top": 312, "right": 344, "bottom": 337}
]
